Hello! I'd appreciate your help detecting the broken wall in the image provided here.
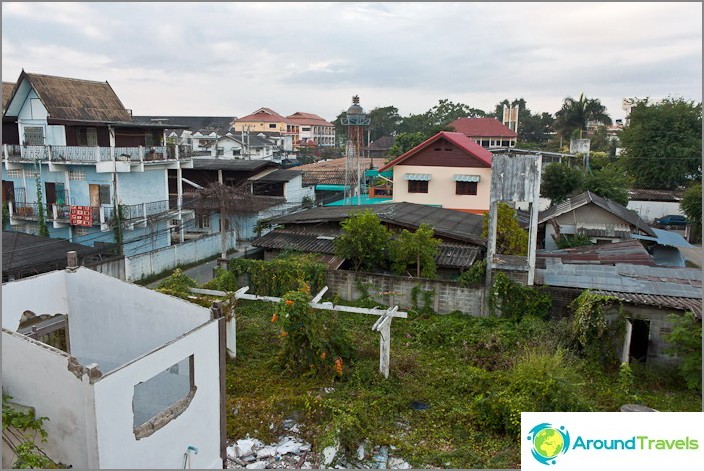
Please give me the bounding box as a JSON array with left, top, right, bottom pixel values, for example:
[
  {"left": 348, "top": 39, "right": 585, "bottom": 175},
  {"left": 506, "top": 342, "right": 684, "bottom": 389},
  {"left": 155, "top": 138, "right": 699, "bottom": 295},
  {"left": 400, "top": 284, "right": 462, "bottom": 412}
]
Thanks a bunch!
[
  {"left": 92, "top": 320, "right": 222, "bottom": 469},
  {"left": 1, "top": 330, "right": 96, "bottom": 469}
]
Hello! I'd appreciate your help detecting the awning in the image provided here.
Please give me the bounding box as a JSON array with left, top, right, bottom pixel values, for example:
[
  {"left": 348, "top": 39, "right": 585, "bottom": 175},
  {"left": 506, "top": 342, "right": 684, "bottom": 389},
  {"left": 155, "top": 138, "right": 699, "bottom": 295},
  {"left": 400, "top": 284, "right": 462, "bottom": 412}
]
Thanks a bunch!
[
  {"left": 403, "top": 173, "right": 431, "bottom": 181},
  {"left": 453, "top": 174, "right": 481, "bottom": 182}
]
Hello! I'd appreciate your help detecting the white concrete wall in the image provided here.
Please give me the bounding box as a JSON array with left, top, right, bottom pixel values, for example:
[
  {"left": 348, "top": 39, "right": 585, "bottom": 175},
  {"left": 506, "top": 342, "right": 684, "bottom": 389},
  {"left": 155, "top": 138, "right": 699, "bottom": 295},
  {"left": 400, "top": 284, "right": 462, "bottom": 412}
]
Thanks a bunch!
[
  {"left": 92, "top": 321, "right": 222, "bottom": 469},
  {"left": 2, "top": 270, "right": 69, "bottom": 330},
  {"left": 391, "top": 164, "right": 492, "bottom": 212},
  {"left": 1, "top": 331, "right": 96, "bottom": 469},
  {"left": 627, "top": 200, "right": 683, "bottom": 224},
  {"left": 125, "top": 232, "right": 237, "bottom": 282},
  {"left": 284, "top": 175, "right": 315, "bottom": 204},
  {"left": 63, "top": 268, "right": 211, "bottom": 372}
]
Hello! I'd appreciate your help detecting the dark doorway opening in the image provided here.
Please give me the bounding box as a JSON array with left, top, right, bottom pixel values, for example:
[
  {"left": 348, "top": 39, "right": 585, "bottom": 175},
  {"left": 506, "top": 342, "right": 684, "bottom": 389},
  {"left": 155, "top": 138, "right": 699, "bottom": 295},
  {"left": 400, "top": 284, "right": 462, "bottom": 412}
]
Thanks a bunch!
[{"left": 629, "top": 319, "right": 650, "bottom": 363}]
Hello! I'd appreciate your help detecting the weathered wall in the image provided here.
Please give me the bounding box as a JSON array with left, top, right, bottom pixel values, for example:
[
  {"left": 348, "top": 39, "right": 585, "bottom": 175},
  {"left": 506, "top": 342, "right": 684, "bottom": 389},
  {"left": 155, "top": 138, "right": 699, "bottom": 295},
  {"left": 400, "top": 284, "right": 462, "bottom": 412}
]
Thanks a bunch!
[
  {"left": 1, "top": 331, "right": 95, "bottom": 469},
  {"left": 86, "top": 256, "right": 126, "bottom": 280},
  {"left": 93, "top": 321, "right": 222, "bottom": 469},
  {"left": 125, "top": 232, "right": 236, "bottom": 281},
  {"left": 2, "top": 270, "right": 68, "bottom": 330},
  {"left": 325, "top": 269, "right": 485, "bottom": 316}
]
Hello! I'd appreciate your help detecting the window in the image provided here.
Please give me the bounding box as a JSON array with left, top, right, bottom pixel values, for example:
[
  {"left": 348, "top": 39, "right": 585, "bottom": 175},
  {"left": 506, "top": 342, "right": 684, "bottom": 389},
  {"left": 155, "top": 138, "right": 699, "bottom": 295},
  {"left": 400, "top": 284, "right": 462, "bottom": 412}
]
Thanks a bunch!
[
  {"left": 76, "top": 127, "right": 98, "bottom": 146},
  {"left": 269, "top": 123, "right": 277, "bottom": 129},
  {"left": 6, "top": 169, "right": 22, "bottom": 178},
  {"left": 133, "top": 355, "right": 196, "bottom": 439},
  {"left": 197, "top": 213, "right": 210, "bottom": 229},
  {"left": 456, "top": 181, "right": 478, "bottom": 195},
  {"left": 408, "top": 180, "right": 428, "bottom": 193},
  {"left": 23, "top": 127, "right": 44, "bottom": 146},
  {"left": 69, "top": 170, "right": 86, "bottom": 180},
  {"left": 217, "top": 147, "right": 224, "bottom": 156}
]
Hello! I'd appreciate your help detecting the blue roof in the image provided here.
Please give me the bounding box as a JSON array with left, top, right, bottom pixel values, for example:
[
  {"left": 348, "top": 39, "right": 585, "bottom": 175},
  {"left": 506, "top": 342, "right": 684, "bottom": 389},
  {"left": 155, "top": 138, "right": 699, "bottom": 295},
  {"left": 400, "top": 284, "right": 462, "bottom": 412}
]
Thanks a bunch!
[
  {"left": 631, "top": 228, "right": 694, "bottom": 248},
  {"left": 325, "top": 195, "right": 392, "bottom": 206}
]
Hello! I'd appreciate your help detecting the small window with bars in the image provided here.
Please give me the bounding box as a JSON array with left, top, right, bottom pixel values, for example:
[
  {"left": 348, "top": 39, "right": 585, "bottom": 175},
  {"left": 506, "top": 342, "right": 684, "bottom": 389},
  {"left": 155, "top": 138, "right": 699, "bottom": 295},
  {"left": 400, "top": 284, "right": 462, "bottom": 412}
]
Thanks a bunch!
[
  {"left": 456, "top": 181, "right": 478, "bottom": 195},
  {"left": 408, "top": 180, "right": 428, "bottom": 193}
]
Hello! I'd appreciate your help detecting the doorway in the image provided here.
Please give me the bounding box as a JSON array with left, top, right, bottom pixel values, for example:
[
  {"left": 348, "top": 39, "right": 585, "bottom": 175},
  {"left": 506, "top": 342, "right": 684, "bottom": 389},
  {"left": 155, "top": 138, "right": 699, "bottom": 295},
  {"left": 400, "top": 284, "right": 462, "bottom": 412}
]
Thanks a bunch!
[{"left": 622, "top": 318, "right": 650, "bottom": 364}]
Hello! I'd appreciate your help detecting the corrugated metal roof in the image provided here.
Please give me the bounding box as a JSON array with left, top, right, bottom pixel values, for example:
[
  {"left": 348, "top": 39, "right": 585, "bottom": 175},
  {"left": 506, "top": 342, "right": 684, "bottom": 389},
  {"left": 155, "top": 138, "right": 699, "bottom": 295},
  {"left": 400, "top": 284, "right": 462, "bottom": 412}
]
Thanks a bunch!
[
  {"left": 538, "top": 240, "right": 656, "bottom": 266},
  {"left": 248, "top": 169, "right": 302, "bottom": 182},
  {"left": 2, "top": 231, "right": 100, "bottom": 275},
  {"left": 253, "top": 230, "right": 481, "bottom": 268},
  {"left": 538, "top": 258, "right": 701, "bottom": 300},
  {"left": 631, "top": 228, "right": 695, "bottom": 248},
  {"left": 268, "top": 202, "right": 486, "bottom": 246},
  {"left": 190, "top": 158, "right": 277, "bottom": 172},
  {"left": 539, "top": 191, "right": 655, "bottom": 237},
  {"left": 592, "top": 290, "right": 701, "bottom": 318}
]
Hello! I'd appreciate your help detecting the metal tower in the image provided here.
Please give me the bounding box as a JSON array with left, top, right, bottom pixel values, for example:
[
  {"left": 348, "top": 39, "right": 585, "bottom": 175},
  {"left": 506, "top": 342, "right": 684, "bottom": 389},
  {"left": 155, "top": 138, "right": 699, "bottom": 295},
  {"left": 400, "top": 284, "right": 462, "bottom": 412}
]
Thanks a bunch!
[{"left": 341, "top": 95, "right": 370, "bottom": 204}]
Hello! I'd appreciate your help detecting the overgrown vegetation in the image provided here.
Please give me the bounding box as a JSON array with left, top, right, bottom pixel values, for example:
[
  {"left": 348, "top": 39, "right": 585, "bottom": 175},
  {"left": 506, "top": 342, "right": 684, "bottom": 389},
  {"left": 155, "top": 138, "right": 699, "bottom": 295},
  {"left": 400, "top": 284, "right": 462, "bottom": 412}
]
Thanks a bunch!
[
  {"left": 481, "top": 202, "right": 528, "bottom": 256},
  {"left": 334, "top": 210, "right": 391, "bottom": 272},
  {"left": 663, "top": 312, "right": 702, "bottom": 392},
  {"left": 389, "top": 223, "right": 441, "bottom": 278},
  {"left": 487, "top": 272, "right": 552, "bottom": 322},
  {"left": 2, "top": 394, "right": 61, "bottom": 469},
  {"left": 457, "top": 259, "right": 486, "bottom": 287},
  {"left": 228, "top": 253, "right": 327, "bottom": 296},
  {"left": 157, "top": 260, "right": 700, "bottom": 469}
]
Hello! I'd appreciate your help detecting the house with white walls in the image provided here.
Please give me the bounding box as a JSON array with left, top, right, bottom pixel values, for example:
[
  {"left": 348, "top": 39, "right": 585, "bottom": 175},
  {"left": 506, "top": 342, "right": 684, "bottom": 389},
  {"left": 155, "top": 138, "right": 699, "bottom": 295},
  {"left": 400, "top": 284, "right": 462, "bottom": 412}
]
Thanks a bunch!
[
  {"left": 1, "top": 266, "right": 225, "bottom": 469},
  {"left": 377, "top": 131, "right": 494, "bottom": 214},
  {"left": 212, "top": 133, "right": 275, "bottom": 160},
  {"left": 1, "top": 71, "right": 194, "bottom": 257}
]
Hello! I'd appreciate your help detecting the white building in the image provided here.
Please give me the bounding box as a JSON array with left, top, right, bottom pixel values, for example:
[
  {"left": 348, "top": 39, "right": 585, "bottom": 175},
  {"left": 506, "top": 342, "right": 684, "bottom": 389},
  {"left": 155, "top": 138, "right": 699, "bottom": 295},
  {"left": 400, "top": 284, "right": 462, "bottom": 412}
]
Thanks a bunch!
[{"left": 1, "top": 267, "right": 224, "bottom": 469}]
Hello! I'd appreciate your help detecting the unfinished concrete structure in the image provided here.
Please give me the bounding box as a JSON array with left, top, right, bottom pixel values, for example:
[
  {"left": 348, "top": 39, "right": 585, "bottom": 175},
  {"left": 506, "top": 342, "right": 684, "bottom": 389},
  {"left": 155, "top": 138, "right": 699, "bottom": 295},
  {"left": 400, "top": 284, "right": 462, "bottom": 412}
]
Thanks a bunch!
[{"left": 2, "top": 266, "right": 225, "bottom": 469}]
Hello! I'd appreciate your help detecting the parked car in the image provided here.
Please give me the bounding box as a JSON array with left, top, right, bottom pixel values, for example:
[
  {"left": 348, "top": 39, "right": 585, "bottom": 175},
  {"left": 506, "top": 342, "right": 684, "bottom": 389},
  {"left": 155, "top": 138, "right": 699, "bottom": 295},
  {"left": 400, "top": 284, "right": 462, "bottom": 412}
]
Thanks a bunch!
[{"left": 654, "top": 214, "right": 688, "bottom": 229}]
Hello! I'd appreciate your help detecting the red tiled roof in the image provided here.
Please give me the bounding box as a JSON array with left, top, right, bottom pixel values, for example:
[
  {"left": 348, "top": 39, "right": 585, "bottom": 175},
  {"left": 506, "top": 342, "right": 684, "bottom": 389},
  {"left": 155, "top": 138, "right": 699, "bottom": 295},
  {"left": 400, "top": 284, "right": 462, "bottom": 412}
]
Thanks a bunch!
[
  {"left": 236, "top": 107, "right": 293, "bottom": 124},
  {"left": 287, "top": 112, "right": 334, "bottom": 127},
  {"left": 449, "top": 118, "right": 517, "bottom": 138},
  {"left": 378, "top": 131, "right": 493, "bottom": 171}
]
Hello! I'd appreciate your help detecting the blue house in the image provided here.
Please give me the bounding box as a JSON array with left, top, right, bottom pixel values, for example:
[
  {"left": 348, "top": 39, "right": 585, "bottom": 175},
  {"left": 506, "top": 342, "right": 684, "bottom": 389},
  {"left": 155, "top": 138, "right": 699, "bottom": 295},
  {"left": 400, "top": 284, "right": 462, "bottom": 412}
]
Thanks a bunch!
[{"left": 2, "top": 71, "right": 193, "bottom": 257}]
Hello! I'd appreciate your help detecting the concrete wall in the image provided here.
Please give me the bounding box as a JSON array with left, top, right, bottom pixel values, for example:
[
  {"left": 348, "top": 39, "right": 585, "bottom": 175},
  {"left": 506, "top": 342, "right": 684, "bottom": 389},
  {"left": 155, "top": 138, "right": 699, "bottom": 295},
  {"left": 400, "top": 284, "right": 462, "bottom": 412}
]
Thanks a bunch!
[
  {"left": 116, "top": 168, "right": 169, "bottom": 206},
  {"left": 2, "top": 270, "right": 68, "bottom": 330},
  {"left": 63, "top": 268, "right": 211, "bottom": 371},
  {"left": 325, "top": 270, "right": 485, "bottom": 316},
  {"left": 125, "top": 232, "right": 236, "bottom": 281},
  {"left": 391, "top": 164, "right": 492, "bottom": 212},
  {"left": 1, "top": 331, "right": 95, "bottom": 469},
  {"left": 86, "top": 256, "right": 126, "bottom": 281},
  {"left": 627, "top": 200, "right": 683, "bottom": 224},
  {"left": 92, "top": 321, "right": 222, "bottom": 469}
]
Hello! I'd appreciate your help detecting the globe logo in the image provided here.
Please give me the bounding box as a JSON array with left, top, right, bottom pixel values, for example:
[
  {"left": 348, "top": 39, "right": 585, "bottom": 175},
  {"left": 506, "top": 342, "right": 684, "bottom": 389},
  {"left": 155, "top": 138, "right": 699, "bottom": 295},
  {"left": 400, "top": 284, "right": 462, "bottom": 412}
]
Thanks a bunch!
[{"left": 526, "top": 423, "right": 570, "bottom": 465}]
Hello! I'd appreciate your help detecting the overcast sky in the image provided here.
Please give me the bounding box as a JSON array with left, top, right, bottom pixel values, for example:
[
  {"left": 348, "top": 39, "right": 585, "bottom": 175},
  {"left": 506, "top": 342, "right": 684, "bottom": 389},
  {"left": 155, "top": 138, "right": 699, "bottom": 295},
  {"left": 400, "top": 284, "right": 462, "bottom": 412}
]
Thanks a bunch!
[{"left": 2, "top": 2, "right": 701, "bottom": 123}]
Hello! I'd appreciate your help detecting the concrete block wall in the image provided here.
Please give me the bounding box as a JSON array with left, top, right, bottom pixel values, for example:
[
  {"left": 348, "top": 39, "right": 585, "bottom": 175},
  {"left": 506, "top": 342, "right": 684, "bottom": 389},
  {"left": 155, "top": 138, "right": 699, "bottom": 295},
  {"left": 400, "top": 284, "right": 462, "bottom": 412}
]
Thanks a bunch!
[{"left": 325, "top": 270, "right": 485, "bottom": 316}]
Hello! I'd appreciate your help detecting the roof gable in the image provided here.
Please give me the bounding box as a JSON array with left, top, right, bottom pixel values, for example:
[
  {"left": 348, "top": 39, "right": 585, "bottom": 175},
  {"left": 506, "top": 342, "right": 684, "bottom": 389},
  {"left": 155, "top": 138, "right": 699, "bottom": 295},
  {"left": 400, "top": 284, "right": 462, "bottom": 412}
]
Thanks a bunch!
[
  {"left": 539, "top": 191, "right": 655, "bottom": 236},
  {"left": 5, "top": 71, "right": 132, "bottom": 123},
  {"left": 236, "top": 107, "right": 291, "bottom": 123},
  {"left": 379, "top": 131, "right": 492, "bottom": 171}
]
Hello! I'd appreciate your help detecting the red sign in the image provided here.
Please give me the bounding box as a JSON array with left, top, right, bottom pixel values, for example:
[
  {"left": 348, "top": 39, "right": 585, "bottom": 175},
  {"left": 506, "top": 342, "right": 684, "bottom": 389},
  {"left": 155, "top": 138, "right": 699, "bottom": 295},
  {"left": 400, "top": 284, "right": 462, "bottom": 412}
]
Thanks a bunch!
[{"left": 70, "top": 206, "right": 93, "bottom": 227}]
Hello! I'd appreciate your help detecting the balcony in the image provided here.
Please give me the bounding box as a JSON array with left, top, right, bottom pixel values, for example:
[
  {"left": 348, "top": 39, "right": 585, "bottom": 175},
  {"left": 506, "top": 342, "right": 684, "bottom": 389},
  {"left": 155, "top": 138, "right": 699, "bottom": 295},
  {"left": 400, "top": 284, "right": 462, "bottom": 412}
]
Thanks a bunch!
[
  {"left": 103, "top": 200, "right": 173, "bottom": 223},
  {"left": 368, "top": 185, "right": 393, "bottom": 198},
  {"left": 3, "top": 144, "right": 192, "bottom": 164}
]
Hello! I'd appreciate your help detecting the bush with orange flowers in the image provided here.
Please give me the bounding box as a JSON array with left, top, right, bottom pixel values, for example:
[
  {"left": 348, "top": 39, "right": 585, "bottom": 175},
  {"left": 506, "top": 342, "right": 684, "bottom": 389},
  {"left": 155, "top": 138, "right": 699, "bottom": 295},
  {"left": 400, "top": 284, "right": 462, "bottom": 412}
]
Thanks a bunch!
[{"left": 273, "top": 288, "right": 354, "bottom": 379}]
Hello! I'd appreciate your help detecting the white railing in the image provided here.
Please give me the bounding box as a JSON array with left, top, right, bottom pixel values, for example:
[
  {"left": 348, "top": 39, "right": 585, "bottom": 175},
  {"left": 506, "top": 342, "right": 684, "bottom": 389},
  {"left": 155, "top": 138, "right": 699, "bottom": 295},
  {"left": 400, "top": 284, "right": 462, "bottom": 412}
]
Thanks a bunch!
[{"left": 3, "top": 144, "right": 189, "bottom": 163}]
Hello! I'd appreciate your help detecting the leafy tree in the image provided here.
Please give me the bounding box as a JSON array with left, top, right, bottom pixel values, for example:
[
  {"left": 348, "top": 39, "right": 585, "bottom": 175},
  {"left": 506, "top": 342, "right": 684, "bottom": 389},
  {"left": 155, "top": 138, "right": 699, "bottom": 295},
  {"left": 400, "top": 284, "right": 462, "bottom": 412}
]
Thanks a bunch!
[
  {"left": 582, "top": 165, "right": 630, "bottom": 206},
  {"left": 398, "top": 99, "right": 485, "bottom": 136},
  {"left": 680, "top": 184, "right": 702, "bottom": 243},
  {"left": 680, "top": 184, "right": 701, "bottom": 225},
  {"left": 389, "top": 223, "right": 441, "bottom": 278},
  {"left": 482, "top": 202, "right": 528, "bottom": 256},
  {"left": 368, "top": 106, "right": 401, "bottom": 141},
  {"left": 541, "top": 163, "right": 584, "bottom": 204},
  {"left": 663, "top": 312, "right": 702, "bottom": 391},
  {"left": 553, "top": 94, "right": 612, "bottom": 140},
  {"left": 492, "top": 98, "right": 554, "bottom": 144},
  {"left": 619, "top": 97, "right": 702, "bottom": 189},
  {"left": 335, "top": 210, "right": 391, "bottom": 272},
  {"left": 388, "top": 132, "right": 427, "bottom": 157}
]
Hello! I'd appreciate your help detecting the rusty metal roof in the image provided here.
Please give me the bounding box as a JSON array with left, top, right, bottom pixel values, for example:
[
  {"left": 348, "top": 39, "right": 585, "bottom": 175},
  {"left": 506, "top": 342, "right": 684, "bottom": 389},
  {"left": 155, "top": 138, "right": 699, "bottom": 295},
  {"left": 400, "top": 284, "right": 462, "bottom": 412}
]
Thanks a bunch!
[
  {"left": 538, "top": 240, "right": 656, "bottom": 266},
  {"left": 592, "top": 290, "right": 701, "bottom": 319}
]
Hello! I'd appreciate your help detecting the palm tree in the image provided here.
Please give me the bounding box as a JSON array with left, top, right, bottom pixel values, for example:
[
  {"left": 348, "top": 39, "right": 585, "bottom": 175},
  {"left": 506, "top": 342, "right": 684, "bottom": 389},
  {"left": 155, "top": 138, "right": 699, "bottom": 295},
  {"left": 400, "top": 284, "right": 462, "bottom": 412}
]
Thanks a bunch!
[{"left": 554, "top": 94, "right": 612, "bottom": 140}]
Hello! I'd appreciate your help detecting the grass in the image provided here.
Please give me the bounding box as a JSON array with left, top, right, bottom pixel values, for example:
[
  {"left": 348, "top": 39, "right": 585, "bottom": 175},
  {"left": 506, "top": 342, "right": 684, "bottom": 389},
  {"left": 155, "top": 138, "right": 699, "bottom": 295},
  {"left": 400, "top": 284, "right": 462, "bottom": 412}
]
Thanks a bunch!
[{"left": 221, "top": 299, "right": 701, "bottom": 469}]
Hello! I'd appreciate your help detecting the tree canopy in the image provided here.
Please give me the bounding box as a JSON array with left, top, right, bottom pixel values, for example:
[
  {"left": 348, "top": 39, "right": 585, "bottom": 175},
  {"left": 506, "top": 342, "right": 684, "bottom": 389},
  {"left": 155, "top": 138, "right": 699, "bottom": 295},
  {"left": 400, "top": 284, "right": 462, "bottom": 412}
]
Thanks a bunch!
[
  {"left": 483, "top": 202, "right": 528, "bottom": 256},
  {"left": 389, "top": 223, "right": 441, "bottom": 278},
  {"left": 334, "top": 210, "right": 391, "bottom": 272},
  {"left": 540, "top": 163, "right": 584, "bottom": 205},
  {"left": 553, "top": 94, "right": 612, "bottom": 141},
  {"left": 619, "top": 97, "right": 702, "bottom": 190},
  {"left": 492, "top": 98, "right": 554, "bottom": 144}
]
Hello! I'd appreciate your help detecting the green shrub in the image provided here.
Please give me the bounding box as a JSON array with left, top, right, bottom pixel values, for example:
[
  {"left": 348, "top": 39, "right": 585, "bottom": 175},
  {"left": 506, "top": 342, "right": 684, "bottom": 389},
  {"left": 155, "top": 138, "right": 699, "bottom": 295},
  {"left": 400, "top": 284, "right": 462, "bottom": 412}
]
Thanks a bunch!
[
  {"left": 202, "top": 267, "right": 237, "bottom": 292},
  {"left": 663, "top": 312, "right": 702, "bottom": 391},
  {"left": 229, "top": 254, "right": 327, "bottom": 297},
  {"left": 488, "top": 272, "right": 552, "bottom": 322},
  {"left": 473, "top": 347, "right": 592, "bottom": 437},
  {"left": 457, "top": 259, "right": 486, "bottom": 287},
  {"left": 569, "top": 290, "right": 624, "bottom": 369}
]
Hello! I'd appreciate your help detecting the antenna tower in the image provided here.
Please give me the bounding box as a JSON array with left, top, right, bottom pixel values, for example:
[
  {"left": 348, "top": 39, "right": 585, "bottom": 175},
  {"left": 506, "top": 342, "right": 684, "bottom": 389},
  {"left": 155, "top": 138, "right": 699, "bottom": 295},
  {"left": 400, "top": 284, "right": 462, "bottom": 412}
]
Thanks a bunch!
[{"left": 341, "top": 95, "right": 370, "bottom": 204}]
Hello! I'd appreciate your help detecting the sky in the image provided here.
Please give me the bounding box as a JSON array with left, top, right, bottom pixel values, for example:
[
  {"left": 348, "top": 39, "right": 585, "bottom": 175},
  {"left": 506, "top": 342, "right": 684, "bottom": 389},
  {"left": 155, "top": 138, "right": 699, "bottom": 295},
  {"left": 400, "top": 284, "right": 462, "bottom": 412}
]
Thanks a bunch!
[{"left": 2, "top": 2, "right": 702, "bottom": 123}]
